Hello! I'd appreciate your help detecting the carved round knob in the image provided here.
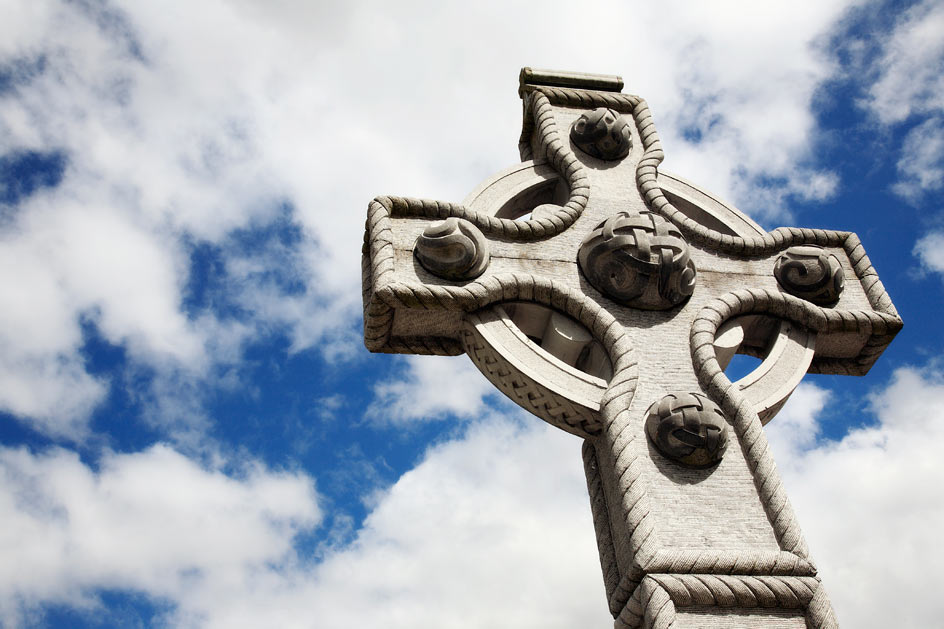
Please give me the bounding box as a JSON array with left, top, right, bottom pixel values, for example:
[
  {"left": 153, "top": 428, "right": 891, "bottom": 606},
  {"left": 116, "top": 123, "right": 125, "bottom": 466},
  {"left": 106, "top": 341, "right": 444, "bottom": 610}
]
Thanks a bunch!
[
  {"left": 414, "top": 217, "right": 490, "bottom": 281},
  {"left": 577, "top": 210, "right": 696, "bottom": 310},
  {"left": 645, "top": 392, "right": 728, "bottom": 468},
  {"left": 570, "top": 107, "right": 632, "bottom": 161},
  {"left": 774, "top": 245, "right": 844, "bottom": 306}
]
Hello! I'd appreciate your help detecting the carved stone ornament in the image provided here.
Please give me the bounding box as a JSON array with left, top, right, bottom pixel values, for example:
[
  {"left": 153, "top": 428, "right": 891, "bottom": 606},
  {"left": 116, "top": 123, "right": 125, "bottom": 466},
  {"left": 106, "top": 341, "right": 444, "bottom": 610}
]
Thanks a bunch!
[
  {"left": 774, "top": 245, "right": 845, "bottom": 306},
  {"left": 414, "top": 217, "right": 490, "bottom": 280},
  {"left": 645, "top": 392, "right": 729, "bottom": 468},
  {"left": 577, "top": 210, "right": 696, "bottom": 310},
  {"left": 363, "top": 68, "right": 905, "bottom": 625},
  {"left": 570, "top": 107, "right": 632, "bottom": 161}
]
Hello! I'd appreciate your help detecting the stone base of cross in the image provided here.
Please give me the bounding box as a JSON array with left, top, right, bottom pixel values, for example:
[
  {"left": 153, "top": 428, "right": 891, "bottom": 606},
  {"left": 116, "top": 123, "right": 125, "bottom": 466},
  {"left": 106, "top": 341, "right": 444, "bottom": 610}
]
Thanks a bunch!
[{"left": 362, "top": 68, "right": 901, "bottom": 628}]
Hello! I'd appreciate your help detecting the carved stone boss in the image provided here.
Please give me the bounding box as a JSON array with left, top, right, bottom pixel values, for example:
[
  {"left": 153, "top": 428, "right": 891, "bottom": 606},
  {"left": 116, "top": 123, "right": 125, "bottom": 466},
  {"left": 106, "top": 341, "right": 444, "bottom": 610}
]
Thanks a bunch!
[{"left": 361, "top": 68, "right": 901, "bottom": 627}]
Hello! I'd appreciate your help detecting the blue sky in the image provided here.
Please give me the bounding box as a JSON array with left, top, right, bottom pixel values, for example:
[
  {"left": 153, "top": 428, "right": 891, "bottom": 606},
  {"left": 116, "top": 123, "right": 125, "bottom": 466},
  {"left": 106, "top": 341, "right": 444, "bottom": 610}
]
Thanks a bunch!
[{"left": 0, "top": 0, "right": 942, "bottom": 627}]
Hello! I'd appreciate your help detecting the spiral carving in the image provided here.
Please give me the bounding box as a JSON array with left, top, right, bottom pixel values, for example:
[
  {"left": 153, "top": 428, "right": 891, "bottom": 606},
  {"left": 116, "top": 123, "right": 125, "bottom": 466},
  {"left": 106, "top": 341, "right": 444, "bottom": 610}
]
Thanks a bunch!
[
  {"left": 414, "top": 217, "right": 490, "bottom": 281},
  {"left": 578, "top": 210, "right": 696, "bottom": 310},
  {"left": 774, "top": 245, "right": 844, "bottom": 306},
  {"left": 570, "top": 107, "right": 632, "bottom": 161},
  {"left": 645, "top": 392, "right": 728, "bottom": 468}
]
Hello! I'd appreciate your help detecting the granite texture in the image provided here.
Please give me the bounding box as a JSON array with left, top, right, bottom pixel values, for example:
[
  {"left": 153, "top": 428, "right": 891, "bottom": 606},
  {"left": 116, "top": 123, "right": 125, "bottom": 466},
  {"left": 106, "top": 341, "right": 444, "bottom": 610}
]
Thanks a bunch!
[{"left": 361, "top": 67, "right": 903, "bottom": 628}]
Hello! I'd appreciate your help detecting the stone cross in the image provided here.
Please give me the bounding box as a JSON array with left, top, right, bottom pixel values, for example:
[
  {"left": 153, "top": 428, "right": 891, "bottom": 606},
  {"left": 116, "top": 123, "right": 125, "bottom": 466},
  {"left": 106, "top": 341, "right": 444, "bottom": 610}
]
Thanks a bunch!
[{"left": 361, "top": 68, "right": 901, "bottom": 628}]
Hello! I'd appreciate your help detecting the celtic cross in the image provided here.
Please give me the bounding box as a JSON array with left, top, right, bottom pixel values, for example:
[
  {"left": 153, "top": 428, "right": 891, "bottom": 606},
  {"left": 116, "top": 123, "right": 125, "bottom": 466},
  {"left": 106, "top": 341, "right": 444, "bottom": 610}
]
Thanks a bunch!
[{"left": 361, "top": 68, "right": 901, "bottom": 628}]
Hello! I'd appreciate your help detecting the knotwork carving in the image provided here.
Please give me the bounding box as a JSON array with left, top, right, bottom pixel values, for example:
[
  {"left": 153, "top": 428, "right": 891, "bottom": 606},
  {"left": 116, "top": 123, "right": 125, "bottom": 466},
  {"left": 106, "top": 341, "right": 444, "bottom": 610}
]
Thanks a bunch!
[
  {"left": 578, "top": 210, "right": 696, "bottom": 310},
  {"left": 570, "top": 107, "right": 632, "bottom": 161},
  {"left": 414, "top": 217, "right": 490, "bottom": 280},
  {"left": 645, "top": 392, "right": 728, "bottom": 468},
  {"left": 460, "top": 322, "right": 602, "bottom": 438},
  {"left": 774, "top": 245, "right": 845, "bottom": 306}
]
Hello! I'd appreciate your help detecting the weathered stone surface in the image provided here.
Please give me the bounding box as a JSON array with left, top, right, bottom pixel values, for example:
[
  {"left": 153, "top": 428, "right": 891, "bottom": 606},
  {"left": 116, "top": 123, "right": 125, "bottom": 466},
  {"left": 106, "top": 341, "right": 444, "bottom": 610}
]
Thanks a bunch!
[{"left": 362, "top": 67, "right": 902, "bottom": 627}]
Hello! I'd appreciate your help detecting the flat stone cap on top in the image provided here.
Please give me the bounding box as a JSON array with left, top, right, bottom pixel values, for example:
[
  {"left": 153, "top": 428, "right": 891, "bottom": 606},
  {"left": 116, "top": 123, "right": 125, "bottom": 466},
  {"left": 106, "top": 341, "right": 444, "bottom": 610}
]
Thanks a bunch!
[{"left": 519, "top": 67, "right": 624, "bottom": 94}]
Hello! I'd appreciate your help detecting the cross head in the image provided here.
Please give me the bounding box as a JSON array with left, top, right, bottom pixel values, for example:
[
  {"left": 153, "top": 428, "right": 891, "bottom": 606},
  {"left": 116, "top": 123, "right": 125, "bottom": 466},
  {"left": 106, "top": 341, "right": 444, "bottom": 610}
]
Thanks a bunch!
[{"left": 362, "top": 68, "right": 901, "bottom": 628}]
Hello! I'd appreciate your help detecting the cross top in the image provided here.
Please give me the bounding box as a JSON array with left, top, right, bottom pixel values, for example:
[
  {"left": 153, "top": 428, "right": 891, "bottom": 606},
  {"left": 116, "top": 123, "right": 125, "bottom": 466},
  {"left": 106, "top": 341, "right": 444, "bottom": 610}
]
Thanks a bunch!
[{"left": 362, "top": 68, "right": 901, "bottom": 627}]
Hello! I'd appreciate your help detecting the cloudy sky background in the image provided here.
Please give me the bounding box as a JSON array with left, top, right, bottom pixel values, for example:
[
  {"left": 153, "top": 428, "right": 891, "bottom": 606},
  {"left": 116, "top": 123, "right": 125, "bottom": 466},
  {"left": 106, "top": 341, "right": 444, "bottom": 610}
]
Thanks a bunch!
[{"left": 0, "top": 0, "right": 942, "bottom": 627}]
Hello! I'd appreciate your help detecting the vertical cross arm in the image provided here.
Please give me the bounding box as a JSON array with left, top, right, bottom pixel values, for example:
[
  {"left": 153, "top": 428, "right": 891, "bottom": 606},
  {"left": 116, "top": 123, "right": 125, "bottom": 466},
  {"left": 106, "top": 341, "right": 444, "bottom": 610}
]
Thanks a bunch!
[{"left": 590, "top": 234, "right": 902, "bottom": 625}]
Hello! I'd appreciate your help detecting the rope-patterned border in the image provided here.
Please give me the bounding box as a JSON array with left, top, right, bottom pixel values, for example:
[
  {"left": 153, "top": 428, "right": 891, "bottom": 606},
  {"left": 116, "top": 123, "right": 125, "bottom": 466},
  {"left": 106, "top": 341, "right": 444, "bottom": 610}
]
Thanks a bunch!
[
  {"left": 688, "top": 288, "right": 898, "bottom": 560},
  {"left": 616, "top": 574, "right": 837, "bottom": 628},
  {"left": 462, "top": 321, "right": 602, "bottom": 438},
  {"left": 584, "top": 440, "right": 635, "bottom": 617},
  {"left": 515, "top": 85, "right": 900, "bottom": 330},
  {"left": 518, "top": 85, "right": 641, "bottom": 160},
  {"left": 376, "top": 91, "right": 589, "bottom": 242}
]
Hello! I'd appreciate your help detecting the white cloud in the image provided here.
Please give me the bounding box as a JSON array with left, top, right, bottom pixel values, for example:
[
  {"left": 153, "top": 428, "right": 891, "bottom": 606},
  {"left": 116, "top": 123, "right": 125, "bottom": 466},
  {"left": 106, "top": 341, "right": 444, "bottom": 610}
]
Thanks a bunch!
[
  {"left": 914, "top": 229, "right": 944, "bottom": 275},
  {"left": 769, "top": 369, "right": 944, "bottom": 627},
  {"left": 893, "top": 116, "right": 944, "bottom": 203},
  {"left": 289, "top": 414, "right": 611, "bottom": 629},
  {"left": 367, "top": 355, "right": 497, "bottom": 424},
  {"left": 765, "top": 382, "right": 830, "bottom": 459},
  {"left": 0, "top": 0, "right": 368, "bottom": 437},
  {"left": 0, "top": 353, "right": 105, "bottom": 439},
  {"left": 0, "top": 443, "right": 321, "bottom": 627},
  {"left": 0, "top": 195, "right": 209, "bottom": 438},
  {"left": 866, "top": 0, "right": 944, "bottom": 125},
  {"left": 640, "top": 1, "right": 851, "bottom": 222},
  {"left": 0, "top": 414, "right": 609, "bottom": 629},
  {"left": 5, "top": 370, "right": 944, "bottom": 628},
  {"left": 858, "top": 0, "right": 944, "bottom": 204}
]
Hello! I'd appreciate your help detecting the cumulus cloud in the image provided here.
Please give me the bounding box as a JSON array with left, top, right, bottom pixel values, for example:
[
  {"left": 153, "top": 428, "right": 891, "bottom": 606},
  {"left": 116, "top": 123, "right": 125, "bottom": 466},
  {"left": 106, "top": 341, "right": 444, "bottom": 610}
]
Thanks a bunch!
[
  {"left": 769, "top": 370, "right": 944, "bottom": 627},
  {"left": 893, "top": 116, "right": 944, "bottom": 203},
  {"left": 765, "top": 382, "right": 830, "bottom": 459},
  {"left": 858, "top": 0, "right": 944, "bottom": 205},
  {"left": 4, "top": 368, "right": 942, "bottom": 628},
  {"left": 913, "top": 229, "right": 944, "bottom": 275},
  {"left": 0, "top": 0, "right": 357, "bottom": 437},
  {"left": 0, "top": 414, "right": 608, "bottom": 629},
  {"left": 267, "top": 414, "right": 610, "bottom": 629},
  {"left": 0, "top": 444, "right": 321, "bottom": 627},
  {"left": 641, "top": 1, "right": 849, "bottom": 222},
  {"left": 866, "top": 0, "right": 944, "bottom": 125},
  {"left": 367, "top": 355, "right": 497, "bottom": 424}
]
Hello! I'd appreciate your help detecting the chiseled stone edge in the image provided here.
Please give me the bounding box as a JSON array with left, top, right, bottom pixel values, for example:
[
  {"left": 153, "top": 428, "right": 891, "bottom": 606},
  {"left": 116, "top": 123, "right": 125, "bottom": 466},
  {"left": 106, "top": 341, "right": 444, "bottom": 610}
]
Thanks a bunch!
[
  {"left": 584, "top": 440, "right": 644, "bottom": 617},
  {"left": 615, "top": 574, "right": 837, "bottom": 628}
]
